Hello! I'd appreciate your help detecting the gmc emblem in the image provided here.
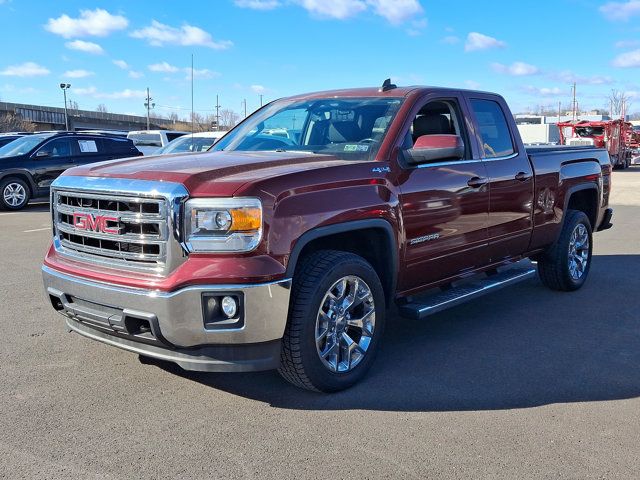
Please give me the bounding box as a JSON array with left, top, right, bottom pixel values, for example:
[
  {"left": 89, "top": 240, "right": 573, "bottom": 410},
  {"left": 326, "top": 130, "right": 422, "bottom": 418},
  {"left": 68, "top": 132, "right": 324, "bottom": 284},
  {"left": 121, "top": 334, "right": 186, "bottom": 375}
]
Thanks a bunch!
[{"left": 72, "top": 212, "right": 121, "bottom": 235}]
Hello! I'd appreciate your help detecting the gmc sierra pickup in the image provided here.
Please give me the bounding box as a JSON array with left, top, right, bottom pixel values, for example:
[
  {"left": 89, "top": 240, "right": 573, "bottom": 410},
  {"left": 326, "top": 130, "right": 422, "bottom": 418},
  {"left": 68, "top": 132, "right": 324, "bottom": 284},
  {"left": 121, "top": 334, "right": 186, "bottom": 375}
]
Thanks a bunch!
[{"left": 42, "top": 81, "right": 613, "bottom": 392}]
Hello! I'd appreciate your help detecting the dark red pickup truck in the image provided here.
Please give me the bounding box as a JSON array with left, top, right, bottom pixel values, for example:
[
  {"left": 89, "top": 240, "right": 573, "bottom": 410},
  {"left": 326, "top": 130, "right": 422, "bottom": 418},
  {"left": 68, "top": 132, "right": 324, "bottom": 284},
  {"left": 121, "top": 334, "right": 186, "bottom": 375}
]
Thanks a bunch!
[{"left": 42, "top": 82, "right": 613, "bottom": 392}]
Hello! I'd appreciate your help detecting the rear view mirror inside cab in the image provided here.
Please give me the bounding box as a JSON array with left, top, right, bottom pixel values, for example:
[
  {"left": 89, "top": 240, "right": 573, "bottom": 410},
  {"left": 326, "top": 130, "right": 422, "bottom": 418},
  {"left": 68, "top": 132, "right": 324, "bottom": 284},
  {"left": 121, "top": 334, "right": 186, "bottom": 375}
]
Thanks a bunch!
[{"left": 404, "top": 134, "right": 465, "bottom": 165}]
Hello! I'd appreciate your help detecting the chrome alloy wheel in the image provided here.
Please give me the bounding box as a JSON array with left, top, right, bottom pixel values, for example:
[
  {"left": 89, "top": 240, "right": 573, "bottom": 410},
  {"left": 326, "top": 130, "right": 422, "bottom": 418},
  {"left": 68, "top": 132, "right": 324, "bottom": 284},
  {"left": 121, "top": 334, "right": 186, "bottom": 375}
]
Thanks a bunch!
[
  {"left": 568, "top": 223, "right": 590, "bottom": 280},
  {"left": 315, "top": 275, "right": 376, "bottom": 373},
  {"left": 3, "top": 182, "right": 26, "bottom": 207}
]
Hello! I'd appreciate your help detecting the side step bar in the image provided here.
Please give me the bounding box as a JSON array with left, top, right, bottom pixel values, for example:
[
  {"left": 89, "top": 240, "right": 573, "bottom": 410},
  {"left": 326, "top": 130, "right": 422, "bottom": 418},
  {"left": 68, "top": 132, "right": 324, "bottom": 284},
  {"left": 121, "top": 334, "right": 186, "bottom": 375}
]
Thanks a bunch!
[{"left": 399, "top": 267, "right": 537, "bottom": 320}]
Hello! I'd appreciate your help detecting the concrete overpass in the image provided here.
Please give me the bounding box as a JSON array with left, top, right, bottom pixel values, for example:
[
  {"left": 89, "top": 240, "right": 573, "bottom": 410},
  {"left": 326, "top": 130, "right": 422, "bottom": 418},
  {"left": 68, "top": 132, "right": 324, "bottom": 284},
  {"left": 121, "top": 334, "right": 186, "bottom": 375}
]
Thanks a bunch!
[{"left": 0, "top": 101, "right": 177, "bottom": 132}]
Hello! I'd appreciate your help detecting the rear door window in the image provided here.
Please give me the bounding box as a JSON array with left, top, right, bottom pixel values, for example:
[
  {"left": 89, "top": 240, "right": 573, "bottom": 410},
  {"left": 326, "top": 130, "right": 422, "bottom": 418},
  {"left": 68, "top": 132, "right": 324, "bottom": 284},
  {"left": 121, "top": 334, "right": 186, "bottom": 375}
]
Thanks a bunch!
[
  {"left": 470, "top": 99, "right": 515, "bottom": 158},
  {"left": 77, "top": 139, "right": 100, "bottom": 154}
]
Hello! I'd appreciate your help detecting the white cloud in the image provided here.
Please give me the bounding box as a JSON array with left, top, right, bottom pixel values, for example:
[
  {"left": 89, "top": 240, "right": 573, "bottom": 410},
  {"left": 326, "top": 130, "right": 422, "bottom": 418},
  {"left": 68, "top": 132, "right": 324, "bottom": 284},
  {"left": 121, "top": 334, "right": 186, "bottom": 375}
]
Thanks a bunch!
[
  {"left": 73, "top": 86, "right": 146, "bottom": 99},
  {"left": 492, "top": 61, "right": 540, "bottom": 76},
  {"left": 465, "top": 32, "right": 506, "bottom": 52},
  {"left": 0, "top": 62, "right": 50, "bottom": 77},
  {"left": 99, "top": 89, "right": 146, "bottom": 99},
  {"left": 113, "top": 59, "right": 129, "bottom": 69},
  {"left": 131, "top": 20, "right": 233, "bottom": 49},
  {"left": 366, "top": 0, "right": 422, "bottom": 24},
  {"left": 234, "top": 0, "right": 423, "bottom": 25},
  {"left": 441, "top": 35, "right": 460, "bottom": 45},
  {"left": 552, "top": 70, "right": 614, "bottom": 85},
  {"left": 148, "top": 61, "right": 179, "bottom": 73},
  {"left": 612, "top": 49, "right": 640, "bottom": 67},
  {"left": 251, "top": 84, "right": 267, "bottom": 93},
  {"left": 465, "top": 80, "right": 481, "bottom": 90},
  {"left": 615, "top": 39, "right": 640, "bottom": 48},
  {"left": 128, "top": 70, "right": 144, "bottom": 79},
  {"left": 45, "top": 8, "right": 128, "bottom": 38},
  {"left": 74, "top": 86, "right": 98, "bottom": 96},
  {"left": 600, "top": 0, "right": 640, "bottom": 21},
  {"left": 235, "top": 0, "right": 281, "bottom": 9},
  {"left": 185, "top": 68, "right": 220, "bottom": 80},
  {"left": 296, "top": 0, "right": 366, "bottom": 19},
  {"left": 62, "top": 69, "right": 94, "bottom": 78},
  {"left": 523, "top": 86, "right": 564, "bottom": 97},
  {"left": 406, "top": 18, "right": 427, "bottom": 36},
  {"left": 65, "top": 40, "right": 104, "bottom": 55}
]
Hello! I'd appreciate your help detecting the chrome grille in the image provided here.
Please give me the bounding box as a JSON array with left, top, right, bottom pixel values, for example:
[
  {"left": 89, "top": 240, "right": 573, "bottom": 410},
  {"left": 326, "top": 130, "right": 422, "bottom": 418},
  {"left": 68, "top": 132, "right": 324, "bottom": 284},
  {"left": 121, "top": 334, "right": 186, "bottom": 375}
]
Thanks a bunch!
[{"left": 51, "top": 176, "right": 189, "bottom": 276}]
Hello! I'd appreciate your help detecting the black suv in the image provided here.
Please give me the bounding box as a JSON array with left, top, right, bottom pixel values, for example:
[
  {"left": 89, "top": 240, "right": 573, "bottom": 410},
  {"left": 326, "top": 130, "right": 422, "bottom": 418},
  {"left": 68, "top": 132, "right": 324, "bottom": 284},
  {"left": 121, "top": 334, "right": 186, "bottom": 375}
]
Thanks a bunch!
[{"left": 0, "top": 132, "right": 142, "bottom": 210}]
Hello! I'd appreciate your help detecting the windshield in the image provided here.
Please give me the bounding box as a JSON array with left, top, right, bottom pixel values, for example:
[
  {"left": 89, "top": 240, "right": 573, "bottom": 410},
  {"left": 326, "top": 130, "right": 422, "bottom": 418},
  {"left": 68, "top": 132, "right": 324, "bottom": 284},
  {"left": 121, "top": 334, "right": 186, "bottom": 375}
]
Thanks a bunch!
[
  {"left": 0, "top": 133, "right": 54, "bottom": 158},
  {"left": 212, "top": 97, "right": 403, "bottom": 160},
  {"left": 128, "top": 133, "right": 162, "bottom": 147},
  {"left": 575, "top": 126, "right": 605, "bottom": 137},
  {"left": 156, "top": 135, "right": 217, "bottom": 155}
]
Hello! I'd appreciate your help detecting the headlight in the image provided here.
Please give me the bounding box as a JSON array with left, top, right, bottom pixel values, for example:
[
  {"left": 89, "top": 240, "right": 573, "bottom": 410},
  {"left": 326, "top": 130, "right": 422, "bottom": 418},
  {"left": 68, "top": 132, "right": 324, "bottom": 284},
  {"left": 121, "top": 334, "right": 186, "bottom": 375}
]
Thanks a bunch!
[{"left": 184, "top": 198, "right": 262, "bottom": 252}]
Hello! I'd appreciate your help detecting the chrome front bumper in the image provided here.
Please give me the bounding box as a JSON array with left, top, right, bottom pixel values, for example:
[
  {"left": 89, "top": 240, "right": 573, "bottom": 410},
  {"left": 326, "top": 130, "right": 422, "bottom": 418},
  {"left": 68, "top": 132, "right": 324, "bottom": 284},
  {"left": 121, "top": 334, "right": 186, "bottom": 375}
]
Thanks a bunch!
[{"left": 42, "top": 265, "right": 292, "bottom": 371}]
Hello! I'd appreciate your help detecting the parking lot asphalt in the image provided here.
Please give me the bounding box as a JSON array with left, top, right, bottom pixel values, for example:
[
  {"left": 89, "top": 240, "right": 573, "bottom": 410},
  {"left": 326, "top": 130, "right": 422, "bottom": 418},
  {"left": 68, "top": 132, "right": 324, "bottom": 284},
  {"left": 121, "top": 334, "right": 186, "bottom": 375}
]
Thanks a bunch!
[{"left": 0, "top": 170, "right": 639, "bottom": 479}]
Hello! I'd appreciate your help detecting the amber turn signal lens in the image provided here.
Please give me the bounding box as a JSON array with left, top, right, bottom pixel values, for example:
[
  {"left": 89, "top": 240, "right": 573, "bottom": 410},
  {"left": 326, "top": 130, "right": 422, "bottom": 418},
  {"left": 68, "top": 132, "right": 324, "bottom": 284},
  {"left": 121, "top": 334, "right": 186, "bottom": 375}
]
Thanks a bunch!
[{"left": 230, "top": 207, "right": 261, "bottom": 231}]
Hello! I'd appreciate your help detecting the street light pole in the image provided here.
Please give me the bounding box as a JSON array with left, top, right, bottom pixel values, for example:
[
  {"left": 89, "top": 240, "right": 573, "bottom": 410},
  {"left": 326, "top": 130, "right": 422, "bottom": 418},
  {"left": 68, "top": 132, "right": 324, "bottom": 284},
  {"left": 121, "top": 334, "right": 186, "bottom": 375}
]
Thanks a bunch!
[{"left": 60, "top": 83, "right": 71, "bottom": 131}]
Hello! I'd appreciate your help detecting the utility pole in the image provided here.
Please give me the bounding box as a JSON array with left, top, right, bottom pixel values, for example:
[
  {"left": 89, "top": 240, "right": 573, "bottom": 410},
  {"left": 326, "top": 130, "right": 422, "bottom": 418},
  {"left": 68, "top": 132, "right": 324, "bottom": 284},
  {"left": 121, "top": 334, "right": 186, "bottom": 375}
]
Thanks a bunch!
[
  {"left": 215, "top": 95, "right": 220, "bottom": 131},
  {"left": 242, "top": 99, "right": 247, "bottom": 118},
  {"left": 571, "top": 82, "right": 577, "bottom": 122},
  {"left": 144, "top": 88, "right": 155, "bottom": 130},
  {"left": 60, "top": 83, "right": 71, "bottom": 131},
  {"left": 191, "top": 54, "right": 194, "bottom": 134},
  {"left": 259, "top": 94, "right": 263, "bottom": 107},
  {"left": 558, "top": 101, "right": 561, "bottom": 124}
]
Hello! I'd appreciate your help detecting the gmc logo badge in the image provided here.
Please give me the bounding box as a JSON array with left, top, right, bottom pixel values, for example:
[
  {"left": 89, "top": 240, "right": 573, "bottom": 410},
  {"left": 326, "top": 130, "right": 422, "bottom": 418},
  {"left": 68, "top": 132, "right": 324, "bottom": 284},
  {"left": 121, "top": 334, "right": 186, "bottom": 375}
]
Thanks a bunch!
[{"left": 72, "top": 213, "right": 121, "bottom": 235}]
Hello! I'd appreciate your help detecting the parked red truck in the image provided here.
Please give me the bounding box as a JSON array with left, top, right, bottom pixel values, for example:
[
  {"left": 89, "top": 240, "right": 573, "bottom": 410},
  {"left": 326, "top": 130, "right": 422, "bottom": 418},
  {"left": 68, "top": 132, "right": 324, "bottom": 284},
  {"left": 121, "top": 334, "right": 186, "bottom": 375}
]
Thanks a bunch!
[
  {"left": 42, "top": 82, "right": 613, "bottom": 392},
  {"left": 558, "top": 119, "right": 633, "bottom": 169}
]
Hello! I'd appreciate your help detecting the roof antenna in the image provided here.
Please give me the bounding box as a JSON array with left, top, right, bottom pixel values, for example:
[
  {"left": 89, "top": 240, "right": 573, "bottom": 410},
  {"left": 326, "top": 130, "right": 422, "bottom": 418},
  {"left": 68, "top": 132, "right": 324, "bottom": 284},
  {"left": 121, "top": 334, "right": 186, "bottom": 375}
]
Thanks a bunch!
[{"left": 380, "top": 78, "right": 397, "bottom": 92}]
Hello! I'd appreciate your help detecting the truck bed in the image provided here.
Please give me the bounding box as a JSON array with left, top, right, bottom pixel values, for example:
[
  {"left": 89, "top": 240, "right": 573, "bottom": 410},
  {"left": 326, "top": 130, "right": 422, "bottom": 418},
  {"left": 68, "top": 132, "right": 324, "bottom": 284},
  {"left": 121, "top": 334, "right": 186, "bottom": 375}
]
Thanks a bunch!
[{"left": 525, "top": 145, "right": 603, "bottom": 155}]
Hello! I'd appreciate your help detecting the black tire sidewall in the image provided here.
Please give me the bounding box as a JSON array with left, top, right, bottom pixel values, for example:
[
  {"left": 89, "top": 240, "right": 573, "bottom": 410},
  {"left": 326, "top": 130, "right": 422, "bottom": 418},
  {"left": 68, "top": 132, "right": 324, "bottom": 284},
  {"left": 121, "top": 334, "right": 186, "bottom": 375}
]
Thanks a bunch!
[
  {"left": 0, "top": 178, "right": 30, "bottom": 210},
  {"left": 295, "top": 256, "right": 385, "bottom": 392},
  {"left": 558, "top": 211, "right": 593, "bottom": 290}
]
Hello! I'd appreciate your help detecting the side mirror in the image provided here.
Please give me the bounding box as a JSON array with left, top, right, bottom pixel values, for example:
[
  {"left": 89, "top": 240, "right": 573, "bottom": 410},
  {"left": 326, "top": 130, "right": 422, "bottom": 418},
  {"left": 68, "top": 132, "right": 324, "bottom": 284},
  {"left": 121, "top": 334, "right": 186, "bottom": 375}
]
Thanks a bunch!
[
  {"left": 35, "top": 150, "right": 51, "bottom": 158},
  {"left": 404, "top": 134, "right": 465, "bottom": 165}
]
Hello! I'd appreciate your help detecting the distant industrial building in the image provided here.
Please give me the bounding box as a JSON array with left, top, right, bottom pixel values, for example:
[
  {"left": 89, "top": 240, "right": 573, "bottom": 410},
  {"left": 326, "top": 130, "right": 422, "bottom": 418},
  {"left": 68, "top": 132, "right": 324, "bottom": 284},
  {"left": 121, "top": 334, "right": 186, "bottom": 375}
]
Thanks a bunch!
[
  {"left": 515, "top": 114, "right": 614, "bottom": 125},
  {"left": 0, "top": 101, "right": 176, "bottom": 132}
]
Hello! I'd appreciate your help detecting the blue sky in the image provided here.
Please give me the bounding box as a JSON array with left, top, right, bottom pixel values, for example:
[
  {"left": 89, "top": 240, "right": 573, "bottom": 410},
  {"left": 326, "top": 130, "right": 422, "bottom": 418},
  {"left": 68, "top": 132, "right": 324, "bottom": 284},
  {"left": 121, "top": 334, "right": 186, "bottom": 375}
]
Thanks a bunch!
[{"left": 0, "top": 0, "right": 639, "bottom": 118}]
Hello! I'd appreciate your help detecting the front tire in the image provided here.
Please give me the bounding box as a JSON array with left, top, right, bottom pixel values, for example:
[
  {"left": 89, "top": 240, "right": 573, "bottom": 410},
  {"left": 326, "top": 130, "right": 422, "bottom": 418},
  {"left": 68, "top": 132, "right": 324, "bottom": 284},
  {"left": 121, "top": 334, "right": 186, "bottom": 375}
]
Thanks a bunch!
[
  {"left": 278, "top": 250, "right": 385, "bottom": 392},
  {"left": 537, "top": 209, "right": 593, "bottom": 291},
  {"left": 0, "top": 177, "right": 30, "bottom": 211}
]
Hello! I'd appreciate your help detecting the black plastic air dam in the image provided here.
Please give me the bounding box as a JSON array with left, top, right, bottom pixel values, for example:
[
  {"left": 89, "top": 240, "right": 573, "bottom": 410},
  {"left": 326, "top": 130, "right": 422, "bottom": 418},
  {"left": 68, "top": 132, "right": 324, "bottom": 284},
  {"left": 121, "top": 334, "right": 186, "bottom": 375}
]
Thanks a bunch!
[{"left": 66, "top": 317, "right": 282, "bottom": 372}]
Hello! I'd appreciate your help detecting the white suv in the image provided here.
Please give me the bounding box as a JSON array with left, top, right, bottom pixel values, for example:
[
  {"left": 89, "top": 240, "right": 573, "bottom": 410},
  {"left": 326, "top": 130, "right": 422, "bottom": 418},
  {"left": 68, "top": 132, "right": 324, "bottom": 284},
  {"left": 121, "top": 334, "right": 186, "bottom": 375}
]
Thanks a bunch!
[{"left": 126, "top": 130, "right": 187, "bottom": 155}]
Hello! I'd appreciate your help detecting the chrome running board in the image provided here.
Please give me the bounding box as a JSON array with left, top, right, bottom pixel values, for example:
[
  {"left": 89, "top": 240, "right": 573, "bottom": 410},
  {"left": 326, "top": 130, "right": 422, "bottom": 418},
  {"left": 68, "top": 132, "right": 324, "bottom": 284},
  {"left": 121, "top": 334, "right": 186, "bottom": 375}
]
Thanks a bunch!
[{"left": 399, "top": 266, "right": 536, "bottom": 320}]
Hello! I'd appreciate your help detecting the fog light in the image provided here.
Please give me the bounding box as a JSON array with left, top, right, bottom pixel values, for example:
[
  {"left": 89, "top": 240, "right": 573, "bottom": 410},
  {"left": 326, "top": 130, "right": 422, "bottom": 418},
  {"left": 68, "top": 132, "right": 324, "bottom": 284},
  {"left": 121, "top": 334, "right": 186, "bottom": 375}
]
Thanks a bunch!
[{"left": 221, "top": 296, "right": 238, "bottom": 318}]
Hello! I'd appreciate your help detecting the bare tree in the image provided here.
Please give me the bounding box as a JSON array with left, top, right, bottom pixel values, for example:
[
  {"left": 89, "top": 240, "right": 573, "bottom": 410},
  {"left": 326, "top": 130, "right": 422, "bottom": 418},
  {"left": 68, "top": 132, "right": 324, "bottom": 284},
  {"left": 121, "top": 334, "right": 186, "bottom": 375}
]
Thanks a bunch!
[
  {"left": 96, "top": 104, "right": 108, "bottom": 113},
  {"left": 167, "top": 112, "right": 179, "bottom": 123},
  {"left": 68, "top": 100, "right": 79, "bottom": 111},
  {"left": 608, "top": 89, "right": 632, "bottom": 118},
  {"left": 219, "top": 109, "right": 240, "bottom": 130},
  {"left": 0, "top": 113, "right": 36, "bottom": 132}
]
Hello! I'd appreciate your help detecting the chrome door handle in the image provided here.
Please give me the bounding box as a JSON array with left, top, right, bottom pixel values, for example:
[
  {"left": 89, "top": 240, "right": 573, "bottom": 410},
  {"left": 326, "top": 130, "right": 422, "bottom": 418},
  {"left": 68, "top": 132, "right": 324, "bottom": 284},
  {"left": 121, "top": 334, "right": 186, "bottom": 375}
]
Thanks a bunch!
[{"left": 467, "top": 176, "right": 488, "bottom": 188}]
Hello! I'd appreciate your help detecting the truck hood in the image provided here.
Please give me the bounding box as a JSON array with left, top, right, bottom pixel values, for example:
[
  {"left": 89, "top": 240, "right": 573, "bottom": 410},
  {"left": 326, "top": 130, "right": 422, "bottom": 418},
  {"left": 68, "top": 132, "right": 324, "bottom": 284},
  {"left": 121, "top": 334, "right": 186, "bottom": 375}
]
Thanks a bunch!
[{"left": 64, "top": 150, "right": 348, "bottom": 197}]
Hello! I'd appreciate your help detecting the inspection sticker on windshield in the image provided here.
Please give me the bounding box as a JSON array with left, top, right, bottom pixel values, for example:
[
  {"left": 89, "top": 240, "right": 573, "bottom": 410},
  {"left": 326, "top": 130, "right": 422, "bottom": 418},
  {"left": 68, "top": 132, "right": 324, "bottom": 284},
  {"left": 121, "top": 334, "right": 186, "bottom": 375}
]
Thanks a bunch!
[{"left": 344, "top": 144, "right": 369, "bottom": 152}]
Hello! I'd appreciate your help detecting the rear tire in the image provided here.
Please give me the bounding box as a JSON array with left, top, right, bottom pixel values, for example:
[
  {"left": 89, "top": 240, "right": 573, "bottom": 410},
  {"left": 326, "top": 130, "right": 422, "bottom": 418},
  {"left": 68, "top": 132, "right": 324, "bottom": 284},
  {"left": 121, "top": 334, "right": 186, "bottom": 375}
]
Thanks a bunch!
[
  {"left": 537, "top": 209, "right": 592, "bottom": 291},
  {"left": 278, "top": 250, "right": 385, "bottom": 392},
  {"left": 0, "top": 177, "right": 30, "bottom": 211}
]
